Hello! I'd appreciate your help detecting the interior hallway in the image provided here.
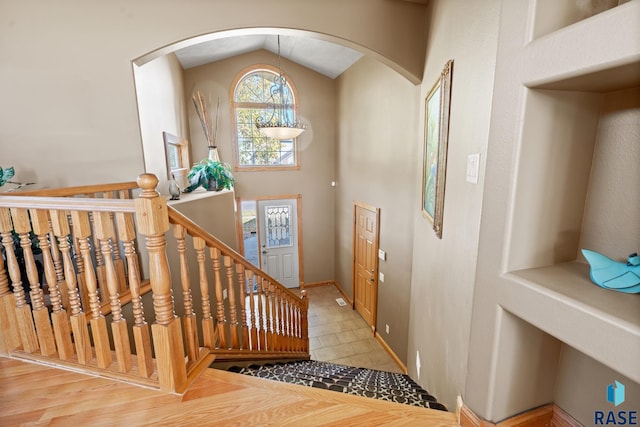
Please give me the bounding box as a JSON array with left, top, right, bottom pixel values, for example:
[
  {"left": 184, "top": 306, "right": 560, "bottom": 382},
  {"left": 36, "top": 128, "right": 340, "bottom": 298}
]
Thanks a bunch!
[{"left": 300, "top": 285, "right": 404, "bottom": 374}]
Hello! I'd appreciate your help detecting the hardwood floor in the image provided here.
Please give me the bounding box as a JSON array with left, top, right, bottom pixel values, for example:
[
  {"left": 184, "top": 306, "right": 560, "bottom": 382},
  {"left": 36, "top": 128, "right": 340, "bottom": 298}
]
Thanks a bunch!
[
  {"left": 0, "top": 284, "right": 454, "bottom": 425},
  {"left": 0, "top": 357, "right": 457, "bottom": 426}
]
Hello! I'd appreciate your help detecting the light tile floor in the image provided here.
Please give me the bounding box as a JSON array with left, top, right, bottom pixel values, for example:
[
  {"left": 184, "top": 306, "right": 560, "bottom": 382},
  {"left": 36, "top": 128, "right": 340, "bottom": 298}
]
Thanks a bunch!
[{"left": 297, "top": 285, "right": 404, "bottom": 374}]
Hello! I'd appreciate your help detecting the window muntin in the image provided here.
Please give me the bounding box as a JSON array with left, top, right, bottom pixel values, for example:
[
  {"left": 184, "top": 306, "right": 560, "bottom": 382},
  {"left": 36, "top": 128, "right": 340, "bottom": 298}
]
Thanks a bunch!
[{"left": 233, "top": 67, "right": 300, "bottom": 169}]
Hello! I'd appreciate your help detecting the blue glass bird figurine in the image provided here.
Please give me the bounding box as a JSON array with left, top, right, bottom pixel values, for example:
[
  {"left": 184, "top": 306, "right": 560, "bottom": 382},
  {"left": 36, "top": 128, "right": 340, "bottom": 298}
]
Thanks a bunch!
[{"left": 581, "top": 249, "right": 640, "bottom": 294}]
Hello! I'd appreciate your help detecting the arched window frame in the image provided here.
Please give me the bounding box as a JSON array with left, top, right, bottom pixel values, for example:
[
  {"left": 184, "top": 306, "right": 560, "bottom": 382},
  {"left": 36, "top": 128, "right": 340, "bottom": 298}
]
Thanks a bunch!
[{"left": 231, "top": 64, "right": 302, "bottom": 171}]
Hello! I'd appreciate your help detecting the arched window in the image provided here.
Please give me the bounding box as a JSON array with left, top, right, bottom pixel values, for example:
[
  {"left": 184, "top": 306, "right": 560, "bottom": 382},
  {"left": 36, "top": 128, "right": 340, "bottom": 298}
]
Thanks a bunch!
[{"left": 232, "top": 65, "right": 301, "bottom": 170}]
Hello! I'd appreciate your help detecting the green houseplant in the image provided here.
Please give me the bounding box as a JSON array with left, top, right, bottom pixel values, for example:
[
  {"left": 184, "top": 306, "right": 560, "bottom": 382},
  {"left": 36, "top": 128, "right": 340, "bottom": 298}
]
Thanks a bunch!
[
  {"left": 184, "top": 91, "right": 236, "bottom": 193},
  {"left": 183, "top": 158, "right": 235, "bottom": 192}
]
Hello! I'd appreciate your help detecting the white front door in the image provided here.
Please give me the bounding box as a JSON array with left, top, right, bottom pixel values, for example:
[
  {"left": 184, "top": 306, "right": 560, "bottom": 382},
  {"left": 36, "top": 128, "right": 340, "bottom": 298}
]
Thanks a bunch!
[{"left": 258, "top": 198, "right": 300, "bottom": 288}]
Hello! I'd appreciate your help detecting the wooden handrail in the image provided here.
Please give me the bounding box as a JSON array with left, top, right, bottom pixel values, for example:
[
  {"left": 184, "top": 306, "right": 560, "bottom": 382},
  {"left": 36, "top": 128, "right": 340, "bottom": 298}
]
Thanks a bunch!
[
  {"left": 167, "top": 205, "right": 309, "bottom": 358},
  {"left": 0, "top": 196, "right": 136, "bottom": 212},
  {"left": 0, "top": 173, "right": 308, "bottom": 395},
  {"left": 167, "top": 207, "right": 303, "bottom": 303},
  {"left": 2, "top": 181, "right": 138, "bottom": 197}
]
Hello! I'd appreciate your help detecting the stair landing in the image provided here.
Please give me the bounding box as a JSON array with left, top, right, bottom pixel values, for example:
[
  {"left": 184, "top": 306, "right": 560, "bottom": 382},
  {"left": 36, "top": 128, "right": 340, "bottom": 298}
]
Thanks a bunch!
[{"left": 0, "top": 357, "right": 457, "bottom": 426}]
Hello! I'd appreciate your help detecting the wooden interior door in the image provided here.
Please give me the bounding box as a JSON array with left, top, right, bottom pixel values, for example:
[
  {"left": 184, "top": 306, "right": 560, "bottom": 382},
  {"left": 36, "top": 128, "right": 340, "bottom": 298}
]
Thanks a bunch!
[{"left": 353, "top": 202, "right": 379, "bottom": 331}]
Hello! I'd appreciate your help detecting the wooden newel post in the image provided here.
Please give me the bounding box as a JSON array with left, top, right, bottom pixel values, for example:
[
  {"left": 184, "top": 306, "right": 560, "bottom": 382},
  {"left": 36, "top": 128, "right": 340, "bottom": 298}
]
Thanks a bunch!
[
  {"left": 135, "top": 174, "right": 187, "bottom": 392},
  {"left": 300, "top": 290, "right": 309, "bottom": 353}
]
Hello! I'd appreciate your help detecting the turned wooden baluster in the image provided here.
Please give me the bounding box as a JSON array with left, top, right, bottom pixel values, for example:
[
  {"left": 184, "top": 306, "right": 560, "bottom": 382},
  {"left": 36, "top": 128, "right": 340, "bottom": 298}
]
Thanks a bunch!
[
  {"left": 235, "top": 264, "right": 250, "bottom": 350},
  {"left": 292, "top": 301, "right": 299, "bottom": 352},
  {"left": 11, "top": 208, "right": 58, "bottom": 356},
  {"left": 0, "top": 208, "right": 39, "bottom": 353},
  {"left": 280, "top": 290, "right": 291, "bottom": 351},
  {"left": 50, "top": 210, "right": 90, "bottom": 363},
  {"left": 71, "top": 210, "right": 112, "bottom": 369},
  {"left": 209, "top": 247, "right": 227, "bottom": 349},
  {"left": 295, "top": 301, "right": 302, "bottom": 352},
  {"left": 174, "top": 225, "right": 199, "bottom": 362},
  {"left": 0, "top": 210, "right": 20, "bottom": 353},
  {"left": 70, "top": 214, "right": 89, "bottom": 313},
  {"left": 285, "top": 295, "right": 293, "bottom": 351},
  {"left": 31, "top": 209, "right": 74, "bottom": 360},
  {"left": 245, "top": 271, "right": 258, "bottom": 350},
  {"left": 275, "top": 285, "right": 284, "bottom": 351},
  {"left": 263, "top": 280, "right": 274, "bottom": 351},
  {"left": 47, "top": 219, "right": 69, "bottom": 310},
  {"left": 135, "top": 174, "right": 186, "bottom": 392},
  {"left": 193, "top": 237, "right": 215, "bottom": 350},
  {"left": 89, "top": 212, "right": 108, "bottom": 303},
  {"left": 116, "top": 211, "right": 153, "bottom": 378},
  {"left": 257, "top": 277, "right": 269, "bottom": 351},
  {"left": 105, "top": 191, "right": 127, "bottom": 293},
  {"left": 292, "top": 298, "right": 299, "bottom": 352},
  {"left": 223, "top": 255, "right": 239, "bottom": 349},
  {"left": 300, "top": 289, "right": 309, "bottom": 352},
  {"left": 94, "top": 211, "right": 132, "bottom": 373}
]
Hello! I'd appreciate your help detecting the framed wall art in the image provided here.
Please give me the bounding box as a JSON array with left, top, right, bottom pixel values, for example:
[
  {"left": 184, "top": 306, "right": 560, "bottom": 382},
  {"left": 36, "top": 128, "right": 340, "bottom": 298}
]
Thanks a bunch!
[{"left": 421, "top": 59, "right": 453, "bottom": 239}]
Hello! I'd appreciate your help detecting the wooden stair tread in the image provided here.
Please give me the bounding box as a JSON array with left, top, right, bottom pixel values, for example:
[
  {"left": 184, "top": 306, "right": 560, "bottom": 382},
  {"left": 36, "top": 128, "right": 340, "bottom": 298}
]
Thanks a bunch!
[{"left": 0, "top": 357, "right": 457, "bottom": 426}]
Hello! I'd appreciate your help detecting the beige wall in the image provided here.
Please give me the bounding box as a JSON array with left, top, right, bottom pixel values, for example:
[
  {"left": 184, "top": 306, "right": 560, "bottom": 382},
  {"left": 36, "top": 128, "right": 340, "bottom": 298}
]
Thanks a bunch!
[
  {"left": 0, "top": 0, "right": 426, "bottom": 189},
  {"left": 406, "top": 0, "right": 501, "bottom": 411},
  {"left": 335, "top": 55, "right": 420, "bottom": 363},
  {"left": 466, "top": 0, "right": 640, "bottom": 422},
  {"left": 183, "top": 50, "right": 337, "bottom": 285},
  {"left": 134, "top": 53, "right": 190, "bottom": 193}
]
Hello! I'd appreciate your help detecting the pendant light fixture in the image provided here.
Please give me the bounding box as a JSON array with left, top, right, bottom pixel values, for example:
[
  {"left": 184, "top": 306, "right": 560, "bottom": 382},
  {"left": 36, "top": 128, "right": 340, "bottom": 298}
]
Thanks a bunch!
[{"left": 256, "top": 35, "right": 306, "bottom": 140}]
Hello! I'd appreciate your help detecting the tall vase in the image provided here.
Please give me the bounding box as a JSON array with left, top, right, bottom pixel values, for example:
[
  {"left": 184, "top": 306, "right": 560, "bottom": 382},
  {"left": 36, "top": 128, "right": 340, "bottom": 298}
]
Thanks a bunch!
[{"left": 208, "top": 146, "right": 220, "bottom": 162}]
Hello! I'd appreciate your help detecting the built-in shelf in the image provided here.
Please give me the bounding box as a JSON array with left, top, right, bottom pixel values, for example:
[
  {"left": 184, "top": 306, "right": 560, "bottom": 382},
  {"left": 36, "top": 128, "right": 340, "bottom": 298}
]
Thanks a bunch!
[
  {"left": 523, "top": 0, "right": 640, "bottom": 92},
  {"left": 504, "top": 262, "right": 640, "bottom": 384},
  {"left": 166, "top": 188, "right": 233, "bottom": 207}
]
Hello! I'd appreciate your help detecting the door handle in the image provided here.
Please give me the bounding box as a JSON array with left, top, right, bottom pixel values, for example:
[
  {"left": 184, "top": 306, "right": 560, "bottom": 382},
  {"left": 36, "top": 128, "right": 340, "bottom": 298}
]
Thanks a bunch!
[{"left": 262, "top": 250, "right": 268, "bottom": 254}]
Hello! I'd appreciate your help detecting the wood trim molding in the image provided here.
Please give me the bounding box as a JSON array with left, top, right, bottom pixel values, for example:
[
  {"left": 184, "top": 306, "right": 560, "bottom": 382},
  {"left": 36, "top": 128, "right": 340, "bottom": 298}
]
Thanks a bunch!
[
  {"left": 550, "top": 405, "right": 582, "bottom": 427},
  {"left": 302, "top": 280, "right": 335, "bottom": 289},
  {"left": 333, "top": 281, "right": 354, "bottom": 306},
  {"left": 234, "top": 194, "right": 304, "bottom": 286},
  {"left": 459, "top": 403, "right": 581, "bottom": 427},
  {"left": 374, "top": 332, "right": 408, "bottom": 374}
]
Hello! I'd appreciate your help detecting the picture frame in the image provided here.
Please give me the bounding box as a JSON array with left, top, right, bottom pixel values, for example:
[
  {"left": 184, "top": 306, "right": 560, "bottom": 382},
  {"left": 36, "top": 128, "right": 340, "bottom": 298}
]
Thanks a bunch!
[
  {"left": 421, "top": 59, "right": 453, "bottom": 239},
  {"left": 163, "top": 131, "right": 190, "bottom": 181}
]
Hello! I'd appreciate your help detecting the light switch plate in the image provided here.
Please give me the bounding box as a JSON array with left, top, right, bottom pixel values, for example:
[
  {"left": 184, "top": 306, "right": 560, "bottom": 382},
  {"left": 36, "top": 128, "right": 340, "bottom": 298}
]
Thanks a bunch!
[
  {"left": 466, "top": 153, "right": 480, "bottom": 184},
  {"left": 379, "top": 272, "right": 385, "bottom": 283},
  {"left": 378, "top": 249, "right": 386, "bottom": 260}
]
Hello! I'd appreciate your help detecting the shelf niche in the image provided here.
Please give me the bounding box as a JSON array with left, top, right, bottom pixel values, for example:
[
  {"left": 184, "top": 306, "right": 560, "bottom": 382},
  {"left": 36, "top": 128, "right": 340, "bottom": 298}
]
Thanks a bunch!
[{"left": 505, "top": 0, "right": 640, "bottom": 391}]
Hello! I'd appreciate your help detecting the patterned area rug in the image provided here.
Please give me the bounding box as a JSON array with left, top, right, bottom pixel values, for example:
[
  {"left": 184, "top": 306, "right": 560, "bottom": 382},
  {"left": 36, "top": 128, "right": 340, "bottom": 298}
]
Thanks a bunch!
[{"left": 227, "top": 360, "right": 447, "bottom": 411}]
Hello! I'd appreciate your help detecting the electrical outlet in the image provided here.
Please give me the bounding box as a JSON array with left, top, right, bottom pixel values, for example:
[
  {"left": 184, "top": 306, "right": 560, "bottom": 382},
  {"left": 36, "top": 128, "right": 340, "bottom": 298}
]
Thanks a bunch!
[
  {"left": 416, "top": 350, "right": 421, "bottom": 380},
  {"left": 385, "top": 324, "right": 389, "bottom": 334},
  {"left": 223, "top": 289, "right": 228, "bottom": 299}
]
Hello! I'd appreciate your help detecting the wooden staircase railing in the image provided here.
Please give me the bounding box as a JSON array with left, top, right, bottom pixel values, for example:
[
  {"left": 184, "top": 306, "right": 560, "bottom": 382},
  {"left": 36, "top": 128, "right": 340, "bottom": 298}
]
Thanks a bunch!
[
  {"left": 0, "top": 174, "right": 309, "bottom": 393},
  {"left": 167, "top": 207, "right": 309, "bottom": 361}
]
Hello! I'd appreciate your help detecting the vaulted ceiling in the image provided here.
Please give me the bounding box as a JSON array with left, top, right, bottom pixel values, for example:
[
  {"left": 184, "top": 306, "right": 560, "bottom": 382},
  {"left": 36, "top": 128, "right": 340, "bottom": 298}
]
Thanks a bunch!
[{"left": 174, "top": 34, "right": 364, "bottom": 79}]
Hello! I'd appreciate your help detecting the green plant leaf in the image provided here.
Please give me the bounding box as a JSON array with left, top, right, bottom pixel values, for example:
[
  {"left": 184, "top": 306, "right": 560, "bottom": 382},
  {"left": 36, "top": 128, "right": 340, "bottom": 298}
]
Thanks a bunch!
[{"left": 0, "top": 166, "right": 15, "bottom": 187}]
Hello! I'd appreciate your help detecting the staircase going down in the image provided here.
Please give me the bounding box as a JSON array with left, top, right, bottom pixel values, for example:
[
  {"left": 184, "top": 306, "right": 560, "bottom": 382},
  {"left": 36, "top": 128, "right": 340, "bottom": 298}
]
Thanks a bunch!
[{"left": 226, "top": 360, "right": 448, "bottom": 411}]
